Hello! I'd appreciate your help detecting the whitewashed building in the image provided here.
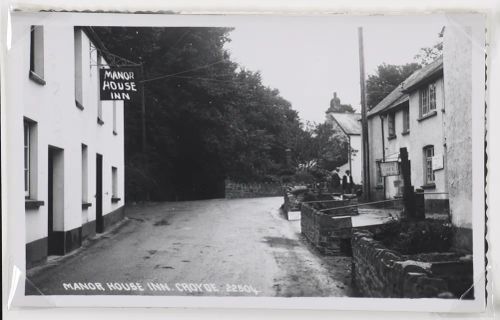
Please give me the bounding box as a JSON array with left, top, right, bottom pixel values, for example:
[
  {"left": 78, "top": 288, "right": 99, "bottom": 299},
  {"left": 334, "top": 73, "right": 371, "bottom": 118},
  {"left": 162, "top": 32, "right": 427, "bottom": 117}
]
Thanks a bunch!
[
  {"left": 326, "top": 112, "right": 362, "bottom": 185},
  {"left": 5, "top": 24, "right": 125, "bottom": 268},
  {"left": 366, "top": 58, "right": 448, "bottom": 213}
]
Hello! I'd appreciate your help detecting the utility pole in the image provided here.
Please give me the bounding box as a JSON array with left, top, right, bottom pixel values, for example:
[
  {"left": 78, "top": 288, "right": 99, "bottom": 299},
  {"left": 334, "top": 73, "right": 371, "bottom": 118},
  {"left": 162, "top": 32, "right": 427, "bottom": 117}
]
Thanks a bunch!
[
  {"left": 140, "top": 63, "right": 147, "bottom": 154},
  {"left": 358, "top": 27, "right": 371, "bottom": 201}
]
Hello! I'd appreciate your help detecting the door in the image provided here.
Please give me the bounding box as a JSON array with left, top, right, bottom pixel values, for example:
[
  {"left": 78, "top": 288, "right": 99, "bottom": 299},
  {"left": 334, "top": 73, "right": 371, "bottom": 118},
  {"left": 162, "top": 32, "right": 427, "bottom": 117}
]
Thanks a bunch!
[
  {"left": 96, "top": 153, "right": 103, "bottom": 233},
  {"left": 47, "top": 148, "right": 55, "bottom": 254},
  {"left": 47, "top": 146, "right": 64, "bottom": 255}
]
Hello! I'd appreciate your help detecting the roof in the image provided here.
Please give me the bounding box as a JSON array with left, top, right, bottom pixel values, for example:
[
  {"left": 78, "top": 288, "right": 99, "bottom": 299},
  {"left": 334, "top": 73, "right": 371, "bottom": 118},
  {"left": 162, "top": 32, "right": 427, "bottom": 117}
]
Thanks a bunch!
[
  {"left": 328, "top": 112, "right": 362, "bottom": 135},
  {"left": 402, "top": 56, "right": 443, "bottom": 93},
  {"left": 367, "top": 57, "right": 443, "bottom": 118}
]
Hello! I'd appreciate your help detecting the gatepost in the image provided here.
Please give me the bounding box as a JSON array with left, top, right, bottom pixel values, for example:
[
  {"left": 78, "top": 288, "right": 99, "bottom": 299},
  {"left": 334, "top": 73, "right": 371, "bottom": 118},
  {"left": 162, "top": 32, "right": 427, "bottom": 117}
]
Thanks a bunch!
[{"left": 400, "top": 147, "right": 424, "bottom": 221}]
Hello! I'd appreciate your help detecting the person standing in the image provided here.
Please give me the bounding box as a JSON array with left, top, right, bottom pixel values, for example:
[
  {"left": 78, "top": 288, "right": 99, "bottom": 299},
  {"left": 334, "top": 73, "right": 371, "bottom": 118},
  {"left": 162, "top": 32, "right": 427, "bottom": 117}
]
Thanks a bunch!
[
  {"left": 330, "top": 168, "right": 341, "bottom": 193},
  {"left": 342, "top": 170, "right": 353, "bottom": 194}
]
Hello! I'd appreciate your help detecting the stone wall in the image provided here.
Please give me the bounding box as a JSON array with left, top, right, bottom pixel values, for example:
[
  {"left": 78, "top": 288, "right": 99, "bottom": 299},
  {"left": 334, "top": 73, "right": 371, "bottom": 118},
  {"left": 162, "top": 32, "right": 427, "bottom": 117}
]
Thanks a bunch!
[
  {"left": 351, "top": 230, "right": 473, "bottom": 298},
  {"left": 318, "top": 198, "right": 359, "bottom": 216},
  {"left": 300, "top": 202, "right": 356, "bottom": 255},
  {"left": 225, "top": 180, "right": 283, "bottom": 199}
]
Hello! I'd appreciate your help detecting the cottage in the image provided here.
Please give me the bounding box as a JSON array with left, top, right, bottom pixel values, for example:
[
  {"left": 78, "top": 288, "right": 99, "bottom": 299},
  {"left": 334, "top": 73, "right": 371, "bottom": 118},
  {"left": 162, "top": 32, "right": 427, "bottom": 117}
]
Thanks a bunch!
[
  {"left": 366, "top": 57, "right": 448, "bottom": 213},
  {"left": 326, "top": 112, "right": 362, "bottom": 185},
  {"left": 6, "top": 23, "right": 125, "bottom": 268}
]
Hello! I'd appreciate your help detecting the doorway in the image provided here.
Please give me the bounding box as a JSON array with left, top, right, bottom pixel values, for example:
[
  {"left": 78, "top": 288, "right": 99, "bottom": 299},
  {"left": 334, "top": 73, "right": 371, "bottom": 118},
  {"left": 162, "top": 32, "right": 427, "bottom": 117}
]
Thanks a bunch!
[
  {"left": 47, "top": 146, "right": 64, "bottom": 255},
  {"left": 96, "top": 153, "right": 104, "bottom": 233}
]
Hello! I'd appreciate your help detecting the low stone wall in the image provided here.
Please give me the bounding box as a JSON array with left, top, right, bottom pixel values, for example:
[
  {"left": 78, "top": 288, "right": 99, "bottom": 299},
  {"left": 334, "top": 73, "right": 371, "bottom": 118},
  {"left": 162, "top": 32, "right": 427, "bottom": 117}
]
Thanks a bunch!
[
  {"left": 300, "top": 202, "right": 354, "bottom": 255},
  {"left": 319, "top": 198, "right": 359, "bottom": 216},
  {"left": 225, "top": 180, "right": 283, "bottom": 199},
  {"left": 351, "top": 230, "right": 473, "bottom": 298}
]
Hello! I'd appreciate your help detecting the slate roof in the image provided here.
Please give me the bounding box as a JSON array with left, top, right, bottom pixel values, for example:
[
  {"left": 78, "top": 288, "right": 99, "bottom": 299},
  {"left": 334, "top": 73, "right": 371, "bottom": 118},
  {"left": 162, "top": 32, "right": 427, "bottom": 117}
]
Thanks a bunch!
[
  {"left": 328, "top": 112, "right": 362, "bottom": 135},
  {"left": 367, "top": 57, "right": 443, "bottom": 118}
]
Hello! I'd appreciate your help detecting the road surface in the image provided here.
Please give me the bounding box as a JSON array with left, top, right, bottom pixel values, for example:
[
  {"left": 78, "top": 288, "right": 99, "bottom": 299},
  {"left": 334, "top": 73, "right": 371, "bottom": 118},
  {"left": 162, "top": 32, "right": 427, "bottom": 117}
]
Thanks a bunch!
[{"left": 26, "top": 197, "right": 352, "bottom": 297}]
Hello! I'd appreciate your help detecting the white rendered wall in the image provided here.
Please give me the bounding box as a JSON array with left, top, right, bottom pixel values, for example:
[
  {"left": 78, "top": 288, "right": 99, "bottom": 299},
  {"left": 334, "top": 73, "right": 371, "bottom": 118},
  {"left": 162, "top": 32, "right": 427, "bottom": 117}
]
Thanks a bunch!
[
  {"left": 367, "top": 78, "right": 447, "bottom": 202},
  {"left": 349, "top": 135, "right": 362, "bottom": 185},
  {"left": 7, "top": 21, "right": 124, "bottom": 244}
]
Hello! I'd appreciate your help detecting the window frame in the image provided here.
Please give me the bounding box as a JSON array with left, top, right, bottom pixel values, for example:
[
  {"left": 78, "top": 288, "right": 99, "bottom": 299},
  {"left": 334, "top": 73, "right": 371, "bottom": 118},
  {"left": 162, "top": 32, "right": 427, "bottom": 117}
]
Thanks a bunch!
[
  {"left": 388, "top": 112, "right": 396, "bottom": 138},
  {"left": 97, "top": 52, "right": 104, "bottom": 125},
  {"left": 419, "top": 82, "right": 437, "bottom": 118},
  {"left": 24, "top": 121, "right": 31, "bottom": 198},
  {"left": 74, "top": 28, "right": 84, "bottom": 109},
  {"left": 112, "top": 101, "right": 117, "bottom": 135},
  {"left": 29, "top": 25, "right": 45, "bottom": 85},
  {"left": 402, "top": 107, "right": 410, "bottom": 134},
  {"left": 423, "top": 145, "right": 435, "bottom": 185}
]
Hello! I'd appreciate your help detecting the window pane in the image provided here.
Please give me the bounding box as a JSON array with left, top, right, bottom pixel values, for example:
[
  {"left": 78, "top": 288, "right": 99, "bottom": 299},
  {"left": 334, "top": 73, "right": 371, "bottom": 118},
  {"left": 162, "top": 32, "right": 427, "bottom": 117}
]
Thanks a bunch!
[
  {"left": 24, "top": 122, "right": 30, "bottom": 197},
  {"left": 429, "top": 84, "right": 436, "bottom": 110}
]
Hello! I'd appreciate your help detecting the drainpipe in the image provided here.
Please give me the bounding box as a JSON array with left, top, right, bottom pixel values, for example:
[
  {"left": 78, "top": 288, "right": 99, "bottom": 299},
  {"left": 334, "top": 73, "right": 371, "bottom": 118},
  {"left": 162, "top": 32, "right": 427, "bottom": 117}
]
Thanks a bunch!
[{"left": 379, "top": 114, "right": 386, "bottom": 198}]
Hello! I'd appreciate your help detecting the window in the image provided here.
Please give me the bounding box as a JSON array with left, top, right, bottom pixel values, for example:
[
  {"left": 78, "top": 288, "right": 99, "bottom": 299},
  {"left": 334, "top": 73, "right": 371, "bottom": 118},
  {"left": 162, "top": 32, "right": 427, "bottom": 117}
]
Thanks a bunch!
[
  {"left": 376, "top": 160, "right": 383, "bottom": 185},
  {"left": 29, "top": 25, "right": 45, "bottom": 84},
  {"left": 97, "top": 53, "right": 104, "bottom": 124},
  {"left": 423, "top": 145, "right": 435, "bottom": 184},
  {"left": 112, "top": 101, "right": 117, "bottom": 134},
  {"left": 111, "top": 167, "right": 118, "bottom": 200},
  {"left": 24, "top": 120, "right": 37, "bottom": 198},
  {"left": 402, "top": 107, "right": 410, "bottom": 133},
  {"left": 24, "top": 121, "right": 30, "bottom": 197},
  {"left": 388, "top": 113, "right": 396, "bottom": 138},
  {"left": 74, "top": 29, "right": 83, "bottom": 109},
  {"left": 419, "top": 83, "right": 437, "bottom": 117},
  {"left": 81, "top": 144, "right": 88, "bottom": 202}
]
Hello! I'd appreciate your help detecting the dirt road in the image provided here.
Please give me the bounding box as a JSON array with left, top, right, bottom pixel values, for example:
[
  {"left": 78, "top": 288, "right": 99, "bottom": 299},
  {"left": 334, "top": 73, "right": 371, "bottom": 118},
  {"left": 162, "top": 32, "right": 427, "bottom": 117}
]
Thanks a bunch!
[{"left": 26, "top": 197, "right": 352, "bottom": 297}]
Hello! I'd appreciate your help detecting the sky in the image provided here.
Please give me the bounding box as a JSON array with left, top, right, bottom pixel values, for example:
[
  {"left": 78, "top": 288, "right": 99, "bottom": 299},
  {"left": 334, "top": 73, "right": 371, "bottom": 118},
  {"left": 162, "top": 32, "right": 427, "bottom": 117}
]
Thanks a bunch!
[{"left": 225, "top": 15, "right": 447, "bottom": 124}]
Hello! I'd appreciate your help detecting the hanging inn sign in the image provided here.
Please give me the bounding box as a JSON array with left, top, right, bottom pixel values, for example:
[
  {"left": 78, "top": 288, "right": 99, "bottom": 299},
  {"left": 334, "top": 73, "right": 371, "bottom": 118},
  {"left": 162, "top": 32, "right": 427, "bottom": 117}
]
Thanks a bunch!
[
  {"left": 100, "top": 67, "right": 140, "bottom": 101},
  {"left": 379, "top": 161, "right": 400, "bottom": 177}
]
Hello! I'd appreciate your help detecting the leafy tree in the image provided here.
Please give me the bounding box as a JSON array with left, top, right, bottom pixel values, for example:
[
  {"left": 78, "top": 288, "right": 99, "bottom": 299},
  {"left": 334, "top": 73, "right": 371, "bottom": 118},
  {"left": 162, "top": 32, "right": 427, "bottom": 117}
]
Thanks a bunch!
[
  {"left": 94, "top": 27, "right": 311, "bottom": 200},
  {"left": 414, "top": 41, "right": 443, "bottom": 66},
  {"left": 366, "top": 63, "right": 421, "bottom": 109}
]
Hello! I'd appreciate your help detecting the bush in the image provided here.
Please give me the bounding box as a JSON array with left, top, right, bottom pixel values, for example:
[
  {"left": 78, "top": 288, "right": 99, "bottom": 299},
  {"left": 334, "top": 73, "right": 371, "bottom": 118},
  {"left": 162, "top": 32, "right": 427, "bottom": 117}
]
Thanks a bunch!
[{"left": 373, "top": 220, "right": 453, "bottom": 255}]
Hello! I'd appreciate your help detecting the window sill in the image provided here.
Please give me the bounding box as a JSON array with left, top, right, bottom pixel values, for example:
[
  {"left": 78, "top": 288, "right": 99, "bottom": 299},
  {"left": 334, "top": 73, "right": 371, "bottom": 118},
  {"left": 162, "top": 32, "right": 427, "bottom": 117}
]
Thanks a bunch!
[
  {"left": 417, "top": 110, "right": 437, "bottom": 122},
  {"left": 113, "top": 130, "right": 118, "bottom": 136},
  {"left": 25, "top": 199, "right": 45, "bottom": 209},
  {"left": 401, "top": 130, "right": 410, "bottom": 136},
  {"left": 421, "top": 183, "right": 436, "bottom": 190},
  {"left": 97, "top": 118, "right": 104, "bottom": 125},
  {"left": 29, "top": 71, "right": 46, "bottom": 85},
  {"left": 82, "top": 202, "right": 92, "bottom": 209},
  {"left": 387, "top": 134, "right": 397, "bottom": 140},
  {"left": 75, "top": 100, "right": 84, "bottom": 110},
  {"left": 111, "top": 197, "right": 121, "bottom": 203}
]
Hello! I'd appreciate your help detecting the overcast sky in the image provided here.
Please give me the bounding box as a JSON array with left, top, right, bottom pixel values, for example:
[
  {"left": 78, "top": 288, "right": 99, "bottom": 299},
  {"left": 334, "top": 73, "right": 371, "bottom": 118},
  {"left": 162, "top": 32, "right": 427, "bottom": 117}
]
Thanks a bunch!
[{"left": 225, "top": 15, "right": 446, "bottom": 124}]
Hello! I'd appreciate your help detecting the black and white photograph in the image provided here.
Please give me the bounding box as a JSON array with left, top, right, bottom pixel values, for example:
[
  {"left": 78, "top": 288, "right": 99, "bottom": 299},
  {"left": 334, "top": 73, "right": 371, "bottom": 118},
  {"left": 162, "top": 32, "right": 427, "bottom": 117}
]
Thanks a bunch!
[{"left": 4, "top": 11, "right": 486, "bottom": 312}]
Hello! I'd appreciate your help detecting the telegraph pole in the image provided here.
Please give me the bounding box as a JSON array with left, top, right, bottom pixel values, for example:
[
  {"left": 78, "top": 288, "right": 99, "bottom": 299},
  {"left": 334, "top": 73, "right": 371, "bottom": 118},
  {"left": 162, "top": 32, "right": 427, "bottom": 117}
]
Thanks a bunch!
[
  {"left": 358, "top": 27, "right": 371, "bottom": 201},
  {"left": 140, "top": 63, "right": 147, "bottom": 154}
]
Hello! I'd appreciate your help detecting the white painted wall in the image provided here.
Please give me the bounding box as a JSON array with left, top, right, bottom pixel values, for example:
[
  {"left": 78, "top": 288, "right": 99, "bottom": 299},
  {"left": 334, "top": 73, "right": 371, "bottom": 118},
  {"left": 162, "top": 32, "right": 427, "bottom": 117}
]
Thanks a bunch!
[
  {"left": 6, "top": 21, "right": 124, "bottom": 244},
  {"left": 367, "top": 77, "right": 447, "bottom": 202},
  {"left": 349, "top": 134, "right": 362, "bottom": 185}
]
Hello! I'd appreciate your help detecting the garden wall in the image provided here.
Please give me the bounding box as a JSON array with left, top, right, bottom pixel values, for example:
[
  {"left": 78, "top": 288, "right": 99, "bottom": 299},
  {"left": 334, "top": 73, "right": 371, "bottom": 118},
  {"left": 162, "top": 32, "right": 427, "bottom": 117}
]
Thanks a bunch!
[
  {"left": 224, "top": 180, "right": 283, "bottom": 199},
  {"left": 300, "top": 201, "right": 358, "bottom": 255},
  {"left": 351, "top": 230, "right": 473, "bottom": 298}
]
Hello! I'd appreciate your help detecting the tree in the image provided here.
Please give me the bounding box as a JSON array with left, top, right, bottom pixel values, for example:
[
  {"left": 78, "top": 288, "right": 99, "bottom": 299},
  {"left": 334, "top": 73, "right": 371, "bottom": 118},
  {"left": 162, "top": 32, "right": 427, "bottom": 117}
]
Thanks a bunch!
[
  {"left": 414, "top": 41, "right": 443, "bottom": 66},
  {"left": 94, "top": 27, "right": 310, "bottom": 200},
  {"left": 366, "top": 63, "right": 421, "bottom": 109}
]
